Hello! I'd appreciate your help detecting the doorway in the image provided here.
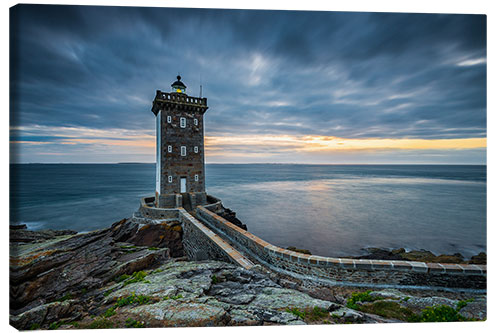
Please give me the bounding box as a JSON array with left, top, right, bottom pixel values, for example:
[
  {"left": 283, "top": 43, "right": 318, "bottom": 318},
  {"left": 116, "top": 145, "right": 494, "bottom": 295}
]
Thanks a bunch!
[{"left": 180, "top": 177, "right": 187, "bottom": 193}]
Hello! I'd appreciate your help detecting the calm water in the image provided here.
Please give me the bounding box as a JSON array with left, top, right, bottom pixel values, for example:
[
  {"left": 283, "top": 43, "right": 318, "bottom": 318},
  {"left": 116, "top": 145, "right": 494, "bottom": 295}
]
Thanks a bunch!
[{"left": 10, "top": 164, "right": 486, "bottom": 258}]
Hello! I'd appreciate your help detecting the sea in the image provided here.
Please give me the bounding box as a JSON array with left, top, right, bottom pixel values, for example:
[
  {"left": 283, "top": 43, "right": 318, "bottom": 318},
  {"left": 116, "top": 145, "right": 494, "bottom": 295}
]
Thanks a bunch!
[{"left": 10, "top": 164, "right": 486, "bottom": 259}]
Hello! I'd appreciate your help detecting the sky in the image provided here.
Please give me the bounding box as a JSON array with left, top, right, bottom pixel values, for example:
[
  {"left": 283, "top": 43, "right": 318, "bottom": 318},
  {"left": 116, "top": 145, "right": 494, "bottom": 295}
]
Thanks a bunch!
[{"left": 9, "top": 5, "right": 487, "bottom": 164}]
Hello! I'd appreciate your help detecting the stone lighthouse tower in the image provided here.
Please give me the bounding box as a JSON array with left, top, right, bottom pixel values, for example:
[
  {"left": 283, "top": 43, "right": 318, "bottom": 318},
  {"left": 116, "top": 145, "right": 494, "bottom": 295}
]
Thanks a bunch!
[{"left": 151, "top": 75, "right": 208, "bottom": 209}]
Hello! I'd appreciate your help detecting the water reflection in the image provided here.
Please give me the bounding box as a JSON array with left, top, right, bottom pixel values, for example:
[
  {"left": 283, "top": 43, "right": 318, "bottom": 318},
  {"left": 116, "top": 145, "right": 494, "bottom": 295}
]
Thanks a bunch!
[{"left": 209, "top": 176, "right": 486, "bottom": 258}]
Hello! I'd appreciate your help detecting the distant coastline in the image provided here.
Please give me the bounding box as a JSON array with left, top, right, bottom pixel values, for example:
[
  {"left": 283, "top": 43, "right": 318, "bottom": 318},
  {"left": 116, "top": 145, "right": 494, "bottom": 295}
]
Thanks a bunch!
[{"left": 9, "top": 162, "right": 488, "bottom": 166}]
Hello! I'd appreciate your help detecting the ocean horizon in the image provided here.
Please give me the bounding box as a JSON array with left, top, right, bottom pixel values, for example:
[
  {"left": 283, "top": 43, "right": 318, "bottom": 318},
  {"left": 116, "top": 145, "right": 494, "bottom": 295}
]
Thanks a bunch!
[{"left": 10, "top": 163, "right": 486, "bottom": 259}]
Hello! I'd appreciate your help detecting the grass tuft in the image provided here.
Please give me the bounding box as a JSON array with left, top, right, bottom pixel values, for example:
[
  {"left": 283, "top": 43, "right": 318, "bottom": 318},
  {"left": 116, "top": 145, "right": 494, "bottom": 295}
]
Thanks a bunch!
[
  {"left": 87, "top": 318, "right": 114, "bottom": 329},
  {"left": 286, "top": 306, "right": 330, "bottom": 322},
  {"left": 358, "top": 300, "right": 415, "bottom": 321},
  {"left": 346, "top": 290, "right": 380, "bottom": 310},
  {"left": 125, "top": 318, "right": 145, "bottom": 328},
  {"left": 123, "top": 271, "right": 150, "bottom": 286}
]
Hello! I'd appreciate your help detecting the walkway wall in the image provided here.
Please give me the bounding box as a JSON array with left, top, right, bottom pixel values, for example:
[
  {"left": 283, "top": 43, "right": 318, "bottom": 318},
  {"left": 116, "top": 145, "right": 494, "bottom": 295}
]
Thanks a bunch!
[
  {"left": 179, "top": 209, "right": 254, "bottom": 269},
  {"left": 195, "top": 206, "right": 486, "bottom": 291}
]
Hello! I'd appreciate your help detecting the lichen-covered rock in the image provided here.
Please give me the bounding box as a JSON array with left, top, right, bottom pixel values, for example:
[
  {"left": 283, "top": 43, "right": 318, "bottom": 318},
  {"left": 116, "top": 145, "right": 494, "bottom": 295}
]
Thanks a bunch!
[
  {"left": 458, "top": 296, "right": 487, "bottom": 320},
  {"left": 10, "top": 219, "right": 487, "bottom": 329},
  {"left": 330, "top": 307, "right": 365, "bottom": 322},
  {"left": 9, "top": 300, "right": 83, "bottom": 330},
  {"left": 10, "top": 227, "right": 77, "bottom": 243},
  {"left": 10, "top": 217, "right": 181, "bottom": 322},
  {"left": 402, "top": 296, "right": 458, "bottom": 312},
  {"left": 369, "top": 289, "right": 408, "bottom": 300},
  {"left": 100, "top": 260, "right": 337, "bottom": 327},
  {"left": 127, "top": 301, "right": 230, "bottom": 326},
  {"left": 250, "top": 287, "right": 333, "bottom": 310},
  {"left": 228, "top": 309, "right": 260, "bottom": 325}
]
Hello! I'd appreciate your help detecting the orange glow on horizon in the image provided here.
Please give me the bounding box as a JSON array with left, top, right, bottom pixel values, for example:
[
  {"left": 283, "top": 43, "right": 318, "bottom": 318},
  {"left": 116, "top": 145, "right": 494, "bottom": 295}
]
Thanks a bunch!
[
  {"left": 205, "top": 135, "right": 486, "bottom": 155},
  {"left": 10, "top": 125, "right": 486, "bottom": 160}
]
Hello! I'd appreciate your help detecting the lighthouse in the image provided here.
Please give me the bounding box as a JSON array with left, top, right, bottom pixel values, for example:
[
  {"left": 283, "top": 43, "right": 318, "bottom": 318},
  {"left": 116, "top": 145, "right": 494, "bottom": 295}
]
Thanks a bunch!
[{"left": 151, "top": 75, "right": 208, "bottom": 209}]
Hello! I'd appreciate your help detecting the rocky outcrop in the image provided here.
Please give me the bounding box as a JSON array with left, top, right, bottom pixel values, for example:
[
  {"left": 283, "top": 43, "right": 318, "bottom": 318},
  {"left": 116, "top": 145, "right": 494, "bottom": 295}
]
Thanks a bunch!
[
  {"left": 10, "top": 226, "right": 77, "bottom": 243},
  {"left": 104, "top": 261, "right": 334, "bottom": 327},
  {"left": 353, "top": 247, "right": 486, "bottom": 264},
  {"left": 214, "top": 205, "right": 247, "bottom": 230},
  {"left": 9, "top": 218, "right": 487, "bottom": 330},
  {"left": 10, "top": 217, "right": 182, "bottom": 318}
]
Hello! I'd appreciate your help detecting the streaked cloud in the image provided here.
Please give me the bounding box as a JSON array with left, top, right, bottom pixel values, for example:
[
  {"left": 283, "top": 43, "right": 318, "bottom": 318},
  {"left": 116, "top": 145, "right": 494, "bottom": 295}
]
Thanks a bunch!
[
  {"left": 10, "top": 5, "right": 486, "bottom": 164},
  {"left": 457, "top": 57, "right": 487, "bottom": 67}
]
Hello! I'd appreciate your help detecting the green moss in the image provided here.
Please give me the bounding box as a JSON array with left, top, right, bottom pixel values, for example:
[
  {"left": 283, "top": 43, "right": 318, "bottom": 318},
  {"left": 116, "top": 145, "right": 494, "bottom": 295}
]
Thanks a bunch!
[
  {"left": 411, "top": 305, "right": 473, "bottom": 322},
  {"left": 101, "top": 292, "right": 151, "bottom": 320},
  {"left": 163, "top": 294, "right": 183, "bottom": 300},
  {"left": 307, "top": 306, "right": 330, "bottom": 321},
  {"left": 123, "top": 271, "right": 150, "bottom": 286},
  {"left": 114, "top": 274, "right": 130, "bottom": 283},
  {"left": 48, "top": 321, "right": 61, "bottom": 330},
  {"left": 211, "top": 275, "right": 219, "bottom": 284},
  {"left": 286, "top": 308, "right": 306, "bottom": 320},
  {"left": 103, "top": 307, "right": 116, "bottom": 318},
  {"left": 347, "top": 292, "right": 477, "bottom": 323},
  {"left": 285, "top": 307, "right": 330, "bottom": 322},
  {"left": 148, "top": 247, "right": 159, "bottom": 251},
  {"left": 115, "top": 293, "right": 151, "bottom": 307},
  {"left": 67, "top": 321, "right": 80, "bottom": 328},
  {"left": 125, "top": 318, "right": 145, "bottom": 328},
  {"left": 456, "top": 298, "right": 475, "bottom": 311},
  {"left": 358, "top": 301, "right": 415, "bottom": 321},
  {"left": 30, "top": 323, "right": 41, "bottom": 330},
  {"left": 87, "top": 318, "right": 114, "bottom": 329},
  {"left": 346, "top": 290, "right": 380, "bottom": 310}
]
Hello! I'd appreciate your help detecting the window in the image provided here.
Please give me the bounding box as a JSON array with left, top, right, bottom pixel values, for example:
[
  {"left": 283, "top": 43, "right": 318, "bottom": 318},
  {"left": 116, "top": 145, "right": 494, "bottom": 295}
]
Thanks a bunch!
[
  {"left": 168, "top": 176, "right": 172, "bottom": 183},
  {"left": 194, "top": 175, "right": 199, "bottom": 181},
  {"left": 194, "top": 146, "right": 198, "bottom": 153},
  {"left": 194, "top": 118, "right": 198, "bottom": 126},
  {"left": 181, "top": 146, "right": 186, "bottom": 156},
  {"left": 167, "top": 116, "right": 172, "bottom": 123},
  {"left": 180, "top": 117, "right": 186, "bottom": 128},
  {"left": 168, "top": 145, "right": 172, "bottom": 153}
]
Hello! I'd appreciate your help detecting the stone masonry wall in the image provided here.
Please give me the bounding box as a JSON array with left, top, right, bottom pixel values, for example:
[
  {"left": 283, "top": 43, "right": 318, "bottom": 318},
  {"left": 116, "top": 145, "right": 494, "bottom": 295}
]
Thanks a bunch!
[
  {"left": 180, "top": 210, "right": 230, "bottom": 262},
  {"left": 138, "top": 197, "right": 179, "bottom": 220},
  {"left": 195, "top": 206, "right": 486, "bottom": 291},
  {"left": 138, "top": 195, "right": 486, "bottom": 291},
  {"left": 179, "top": 209, "right": 254, "bottom": 269},
  {"left": 152, "top": 91, "right": 208, "bottom": 208}
]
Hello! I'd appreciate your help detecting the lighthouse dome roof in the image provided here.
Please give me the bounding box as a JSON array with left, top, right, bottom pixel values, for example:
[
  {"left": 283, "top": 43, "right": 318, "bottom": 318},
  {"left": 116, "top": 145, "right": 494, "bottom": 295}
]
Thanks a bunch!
[{"left": 171, "top": 75, "right": 186, "bottom": 89}]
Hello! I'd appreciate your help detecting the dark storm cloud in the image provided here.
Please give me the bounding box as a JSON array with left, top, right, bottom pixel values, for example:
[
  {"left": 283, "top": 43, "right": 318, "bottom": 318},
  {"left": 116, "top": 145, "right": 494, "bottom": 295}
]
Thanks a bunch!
[{"left": 10, "top": 5, "right": 486, "bottom": 142}]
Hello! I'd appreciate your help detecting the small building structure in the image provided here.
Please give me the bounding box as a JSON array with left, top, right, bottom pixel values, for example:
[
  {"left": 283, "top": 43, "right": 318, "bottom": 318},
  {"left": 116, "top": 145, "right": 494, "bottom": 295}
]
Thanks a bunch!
[{"left": 151, "top": 76, "right": 208, "bottom": 209}]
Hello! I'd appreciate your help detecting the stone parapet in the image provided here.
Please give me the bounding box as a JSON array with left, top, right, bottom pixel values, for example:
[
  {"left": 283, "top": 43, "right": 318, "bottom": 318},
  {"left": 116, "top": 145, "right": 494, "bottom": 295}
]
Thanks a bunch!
[
  {"left": 195, "top": 206, "right": 486, "bottom": 291},
  {"left": 152, "top": 91, "right": 208, "bottom": 116},
  {"left": 138, "top": 195, "right": 486, "bottom": 291},
  {"left": 139, "top": 196, "right": 179, "bottom": 220}
]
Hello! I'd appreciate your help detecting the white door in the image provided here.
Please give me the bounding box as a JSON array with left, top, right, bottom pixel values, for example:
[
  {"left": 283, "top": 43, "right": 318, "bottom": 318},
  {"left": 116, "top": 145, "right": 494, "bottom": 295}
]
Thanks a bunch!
[{"left": 180, "top": 177, "right": 187, "bottom": 193}]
